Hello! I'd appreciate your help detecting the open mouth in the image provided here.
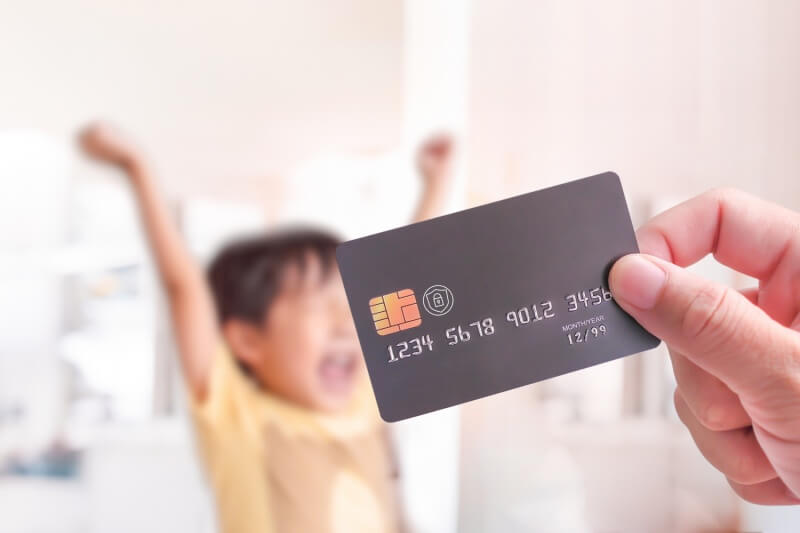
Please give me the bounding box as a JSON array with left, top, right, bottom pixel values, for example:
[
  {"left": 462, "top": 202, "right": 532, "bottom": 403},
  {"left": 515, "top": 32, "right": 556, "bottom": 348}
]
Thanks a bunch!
[{"left": 318, "top": 347, "right": 360, "bottom": 395}]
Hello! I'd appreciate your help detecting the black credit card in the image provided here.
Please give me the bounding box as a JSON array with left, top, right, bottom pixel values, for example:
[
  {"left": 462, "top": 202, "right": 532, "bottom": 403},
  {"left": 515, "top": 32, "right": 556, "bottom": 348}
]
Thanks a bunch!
[{"left": 336, "top": 172, "right": 660, "bottom": 421}]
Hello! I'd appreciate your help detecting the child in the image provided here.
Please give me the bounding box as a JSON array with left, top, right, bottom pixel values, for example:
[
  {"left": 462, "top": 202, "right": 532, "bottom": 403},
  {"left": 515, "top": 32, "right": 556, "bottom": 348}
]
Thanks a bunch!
[{"left": 79, "top": 123, "right": 454, "bottom": 533}]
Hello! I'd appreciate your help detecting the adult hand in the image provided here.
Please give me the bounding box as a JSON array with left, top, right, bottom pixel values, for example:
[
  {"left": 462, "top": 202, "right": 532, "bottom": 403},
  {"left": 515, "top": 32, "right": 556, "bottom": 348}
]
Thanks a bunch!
[{"left": 609, "top": 188, "right": 800, "bottom": 504}]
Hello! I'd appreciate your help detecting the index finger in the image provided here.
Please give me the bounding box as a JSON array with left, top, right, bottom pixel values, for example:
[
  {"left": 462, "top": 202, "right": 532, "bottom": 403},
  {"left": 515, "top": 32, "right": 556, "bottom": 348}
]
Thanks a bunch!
[{"left": 636, "top": 188, "right": 800, "bottom": 281}]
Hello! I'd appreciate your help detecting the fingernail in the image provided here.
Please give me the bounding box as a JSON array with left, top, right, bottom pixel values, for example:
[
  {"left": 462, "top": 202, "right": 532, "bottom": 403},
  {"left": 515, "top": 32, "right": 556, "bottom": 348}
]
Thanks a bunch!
[{"left": 610, "top": 254, "right": 667, "bottom": 310}]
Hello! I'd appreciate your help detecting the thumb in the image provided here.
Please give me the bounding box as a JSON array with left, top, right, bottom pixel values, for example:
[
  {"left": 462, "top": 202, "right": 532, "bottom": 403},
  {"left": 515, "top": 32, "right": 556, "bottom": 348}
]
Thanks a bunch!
[{"left": 608, "top": 253, "right": 800, "bottom": 394}]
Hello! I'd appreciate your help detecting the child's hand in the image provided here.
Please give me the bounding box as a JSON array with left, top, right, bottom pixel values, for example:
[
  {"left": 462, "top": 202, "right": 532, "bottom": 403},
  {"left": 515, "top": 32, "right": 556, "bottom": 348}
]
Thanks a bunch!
[
  {"left": 411, "top": 133, "right": 455, "bottom": 223},
  {"left": 79, "top": 122, "right": 144, "bottom": 171},
  {"left": 416, "top": 133, "right": 454, "bottom": 191}
]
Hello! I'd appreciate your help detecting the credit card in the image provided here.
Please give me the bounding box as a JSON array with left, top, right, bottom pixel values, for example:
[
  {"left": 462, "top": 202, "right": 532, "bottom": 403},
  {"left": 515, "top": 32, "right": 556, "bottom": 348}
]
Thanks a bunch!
[{"left": 336, "top": 171, "right": 660, "bottom": 422}]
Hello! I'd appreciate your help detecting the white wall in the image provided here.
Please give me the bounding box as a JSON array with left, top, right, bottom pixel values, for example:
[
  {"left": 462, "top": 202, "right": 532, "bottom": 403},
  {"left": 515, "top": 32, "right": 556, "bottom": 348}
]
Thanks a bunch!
[
  {"left": 467, "top": 0, "right": 800, "bottom": 215},
  {"left": 0, "top": 0, "right": 404, "bottom": 203}
]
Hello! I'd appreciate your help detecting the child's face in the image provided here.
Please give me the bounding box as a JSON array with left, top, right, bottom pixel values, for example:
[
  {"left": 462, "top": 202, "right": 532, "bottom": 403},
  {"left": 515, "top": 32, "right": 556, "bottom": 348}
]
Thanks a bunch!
[{"left": 235, "top": 254, "right": 363, "bottom": 412}]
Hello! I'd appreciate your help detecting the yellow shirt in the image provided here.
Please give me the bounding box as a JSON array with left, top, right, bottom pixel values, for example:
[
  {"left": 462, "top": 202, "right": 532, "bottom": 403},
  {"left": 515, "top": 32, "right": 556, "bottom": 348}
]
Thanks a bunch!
[{"left": 189, "top": 347, "right": 402, "bottom": 533}]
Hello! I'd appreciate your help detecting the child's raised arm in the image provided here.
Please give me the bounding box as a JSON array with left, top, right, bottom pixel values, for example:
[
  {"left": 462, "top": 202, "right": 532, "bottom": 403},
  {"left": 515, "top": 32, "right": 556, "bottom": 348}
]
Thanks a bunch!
[
  {"left": 411, "top": 133, "right": 455, "bottom": 223},
  {"left": 80, "top": 123, "right": 218, "bottom": 401}
]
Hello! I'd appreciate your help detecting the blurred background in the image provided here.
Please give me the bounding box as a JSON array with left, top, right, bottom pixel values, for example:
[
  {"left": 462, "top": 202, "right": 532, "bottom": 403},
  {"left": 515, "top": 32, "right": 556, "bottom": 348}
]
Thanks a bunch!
[{"left": 2, "top": 0, "right": 800, "bottom": 532}]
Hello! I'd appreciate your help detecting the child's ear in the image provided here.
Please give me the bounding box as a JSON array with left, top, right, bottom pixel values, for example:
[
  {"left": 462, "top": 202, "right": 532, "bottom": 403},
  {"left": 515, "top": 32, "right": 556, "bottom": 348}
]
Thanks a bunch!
[{"left": 222, "top": 319, "right": 266, "bottom": 369}]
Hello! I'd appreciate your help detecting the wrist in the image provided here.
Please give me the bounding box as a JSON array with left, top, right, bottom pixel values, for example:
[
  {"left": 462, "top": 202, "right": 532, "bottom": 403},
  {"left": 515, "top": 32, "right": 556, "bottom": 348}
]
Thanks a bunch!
[{"left": 423, "top": 177, "right": 449, "bottom": 199}]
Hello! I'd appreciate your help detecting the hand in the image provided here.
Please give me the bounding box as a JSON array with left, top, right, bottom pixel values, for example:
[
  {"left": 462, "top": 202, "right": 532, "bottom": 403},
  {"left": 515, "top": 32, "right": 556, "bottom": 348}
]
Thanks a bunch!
[
  {"left": 79, "top": 121, "right": 144, "bottom": 171},
  {"left": 609, "top": 188, "right": 800, "bottom": 505},
  {"left": 416, "top": 133, "right": 454, "bottom": 190}
]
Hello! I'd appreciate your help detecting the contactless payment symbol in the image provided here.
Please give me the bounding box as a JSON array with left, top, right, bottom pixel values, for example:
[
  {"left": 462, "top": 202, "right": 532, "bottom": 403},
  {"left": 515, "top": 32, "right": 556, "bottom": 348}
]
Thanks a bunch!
[
  {"left": 422, "top": 284, "right": 454, "bottom": 316},
  {"left": 369, "top": 289, "right": 422, "bottom": 336}
]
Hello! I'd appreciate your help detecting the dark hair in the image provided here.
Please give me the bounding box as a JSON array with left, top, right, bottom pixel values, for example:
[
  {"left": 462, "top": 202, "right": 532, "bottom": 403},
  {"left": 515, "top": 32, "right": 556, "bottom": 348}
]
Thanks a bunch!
[{"left": 206, "top": 227, "right": 340, "bottom": 326}]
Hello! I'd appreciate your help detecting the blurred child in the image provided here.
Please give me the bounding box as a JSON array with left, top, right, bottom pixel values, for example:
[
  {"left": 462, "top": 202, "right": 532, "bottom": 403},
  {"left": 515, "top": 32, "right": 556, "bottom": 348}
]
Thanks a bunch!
[{"left": 79, "top": 123, "right": 454, "bottom": 533}]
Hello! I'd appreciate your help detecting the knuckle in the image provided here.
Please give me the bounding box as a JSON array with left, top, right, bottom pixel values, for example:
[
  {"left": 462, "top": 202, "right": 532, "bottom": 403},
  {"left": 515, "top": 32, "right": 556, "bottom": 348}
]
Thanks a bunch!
[
  {"left": 790, "top": 337, "right": 800, "bottom": 377},
  {"left": 701, "top": 187, "right": 729, "bottom": 207},
  {"left": 730, "top": 450, "right": 759, "bottom": 484},
  {"left": 696, "top": 402, "right": 727, "bottom": 432},
  {"left": 771, "top": 340, "right": 800, "bottom": 388},
  {"left": 774, "top": 350, "right": 800, "bottom": 402},
  {"left": 704, "top": 186, "right": 744, "bottom": 204},
  {"left": 726, "top": 479, "right": 756, "bottom": 503},
  {"left": 681, "top": 283, "right": 738, "bottom": 351},
  {"left": 748, "top": 328, "right": 800, "bottom": 385},
  {"left": 672, "top": 388, "right": 683, "bottom": 415},
  {"left": 673, "top": 388, "right": 690, "bottom": 424}
]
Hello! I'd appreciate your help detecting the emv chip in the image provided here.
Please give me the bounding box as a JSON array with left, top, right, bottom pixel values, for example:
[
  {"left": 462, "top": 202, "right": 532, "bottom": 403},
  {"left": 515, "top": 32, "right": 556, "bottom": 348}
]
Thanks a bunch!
[{"left": 370, "top": 289, "right": 422, "bottom": 335}]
